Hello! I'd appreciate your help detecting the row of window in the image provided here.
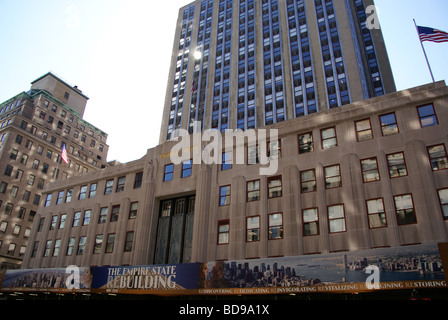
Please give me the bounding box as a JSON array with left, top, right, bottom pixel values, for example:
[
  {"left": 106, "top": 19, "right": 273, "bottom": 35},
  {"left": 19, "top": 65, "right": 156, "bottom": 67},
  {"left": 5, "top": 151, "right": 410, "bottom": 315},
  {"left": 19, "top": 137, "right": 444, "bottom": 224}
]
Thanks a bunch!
[
  {"left": 39, "top": 98, "right": 106, "bottom": 146},
  {"left": 32, "top": 230, "right": 135, "bottom": 258},
  {"left": 217, "top": 143, "right": 447, "bottom": 206},
  {"left": 0, "top": 98, "right": 21, "bottom": 115},
  {"left": 217, "top": 188, "right": 448, "bottom": 245},
  {"left": 0, "top": 240, "right": 26, "bottom": 257},
  {"left": 163, "top": 104, "right": 440, "bottom": 181},
  {"left": 299, "top": 104, "right": 439, "bottom": 153},
  {"left": 19, "top": 117, "right": 104, "bottom": 167},
  {"left": 0, "top": 222, "right": 31, "bottom": 239},
  {"left": 43, "top": 172, "right": 143, "bottom": 207},
  {"left": 40, "top": 202, "right": 139, "bottom": 233}
]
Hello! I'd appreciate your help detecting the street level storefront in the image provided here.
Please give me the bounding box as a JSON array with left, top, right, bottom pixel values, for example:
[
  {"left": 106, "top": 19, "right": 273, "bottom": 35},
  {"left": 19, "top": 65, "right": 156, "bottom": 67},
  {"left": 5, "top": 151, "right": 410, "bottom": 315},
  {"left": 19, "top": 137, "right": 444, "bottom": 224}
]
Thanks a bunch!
[{"left": 2, "top": 243, "right": 448, "bottom": 298}]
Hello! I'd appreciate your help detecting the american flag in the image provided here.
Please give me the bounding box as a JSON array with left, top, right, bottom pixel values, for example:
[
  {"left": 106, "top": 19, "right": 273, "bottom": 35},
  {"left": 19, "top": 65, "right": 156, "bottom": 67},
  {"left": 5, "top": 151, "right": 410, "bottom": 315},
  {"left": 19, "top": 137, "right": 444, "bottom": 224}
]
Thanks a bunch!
[
  {"left": 417, "top": 26, "right": 448, "bottom": 43},
  {"left": 61, "top": 143, "right": 69, "bottom": 164}
]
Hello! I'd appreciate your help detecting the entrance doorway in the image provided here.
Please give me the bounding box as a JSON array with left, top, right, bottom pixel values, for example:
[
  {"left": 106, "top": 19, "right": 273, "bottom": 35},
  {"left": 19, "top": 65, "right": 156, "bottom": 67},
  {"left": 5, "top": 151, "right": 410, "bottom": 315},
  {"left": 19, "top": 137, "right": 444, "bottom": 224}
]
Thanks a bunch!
[{"left": 154, "top": 195, "right": 195, "bottom": 264}]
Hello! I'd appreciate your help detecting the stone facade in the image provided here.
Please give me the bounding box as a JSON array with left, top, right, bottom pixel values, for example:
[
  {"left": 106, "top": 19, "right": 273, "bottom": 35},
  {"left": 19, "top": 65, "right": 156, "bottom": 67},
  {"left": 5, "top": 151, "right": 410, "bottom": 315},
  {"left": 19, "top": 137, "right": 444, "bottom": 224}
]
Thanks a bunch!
[{"left": 23, "top": 81, "right": 448, "bottom": 269}]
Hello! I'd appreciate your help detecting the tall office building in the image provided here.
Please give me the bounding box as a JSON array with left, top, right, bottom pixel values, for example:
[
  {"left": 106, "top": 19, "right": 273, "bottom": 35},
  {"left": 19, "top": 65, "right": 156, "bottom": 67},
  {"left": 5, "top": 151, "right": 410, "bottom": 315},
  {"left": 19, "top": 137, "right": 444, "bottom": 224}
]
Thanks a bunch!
[
  {"left": 0, "top": 72, "right": 109, "bottom": 270},
  {"left": 159, "top": 0, "right": 396, "bottom": 143},
  {"left": 14, "top": 1, "right": 448, "bottom": 300}
]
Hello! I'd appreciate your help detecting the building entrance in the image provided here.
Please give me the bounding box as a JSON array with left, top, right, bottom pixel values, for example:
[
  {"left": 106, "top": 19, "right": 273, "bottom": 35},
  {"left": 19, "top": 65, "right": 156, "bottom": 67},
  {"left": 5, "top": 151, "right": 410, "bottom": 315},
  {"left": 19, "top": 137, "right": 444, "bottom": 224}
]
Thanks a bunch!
[{"left": 154, "top": 196, "right": 195, "bottom": 264}]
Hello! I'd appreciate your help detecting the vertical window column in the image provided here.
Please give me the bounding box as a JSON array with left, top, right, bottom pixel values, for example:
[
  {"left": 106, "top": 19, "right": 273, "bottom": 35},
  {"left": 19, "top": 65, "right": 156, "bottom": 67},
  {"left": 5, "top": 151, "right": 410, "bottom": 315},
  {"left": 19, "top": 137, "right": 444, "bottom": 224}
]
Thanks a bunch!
[
  {"left": 167, "top": 5, "right": 195, "bottom": 140},
  {"left": 237, "top": 0, "right": 257, "bottom": 130},
  {"left": 189, "top": 0, "right": 214, "bottom": 134},
  {"left": 262, "top": 0, "right": 286, "bottom": 125},
  {"left": 211, "top": 0, "right": 233, "bottom": 132},
  {"left": 314, "top": 0, "right": 350, "bottom": 108},
  {"left": 352, "top": 0, "right": 385, "bottom": 97},
  {"left": 286, "top": 0, "right": 318, "bottom": 117}
]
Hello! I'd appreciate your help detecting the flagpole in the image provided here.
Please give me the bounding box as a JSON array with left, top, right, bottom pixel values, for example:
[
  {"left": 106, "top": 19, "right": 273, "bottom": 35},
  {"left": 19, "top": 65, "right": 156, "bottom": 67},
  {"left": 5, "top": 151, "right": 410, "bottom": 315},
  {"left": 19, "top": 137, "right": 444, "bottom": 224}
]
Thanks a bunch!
[{"left": 414, "top": 19, "right": 435, "bottom": 83}]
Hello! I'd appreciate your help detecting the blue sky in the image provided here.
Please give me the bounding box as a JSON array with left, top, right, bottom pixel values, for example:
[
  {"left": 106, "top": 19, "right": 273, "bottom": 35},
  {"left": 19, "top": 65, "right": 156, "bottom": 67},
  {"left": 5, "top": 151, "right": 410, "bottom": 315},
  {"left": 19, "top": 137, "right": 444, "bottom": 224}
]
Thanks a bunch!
[{"left": 0, "top": 0, "right": 447, "bottom": 163}]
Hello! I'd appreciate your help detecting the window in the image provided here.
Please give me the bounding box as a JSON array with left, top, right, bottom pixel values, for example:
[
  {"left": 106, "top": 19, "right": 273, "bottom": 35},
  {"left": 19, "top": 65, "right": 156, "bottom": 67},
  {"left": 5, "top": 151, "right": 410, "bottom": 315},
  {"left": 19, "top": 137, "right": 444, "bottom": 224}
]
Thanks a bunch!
[
  {"left": 116, "top": 177, "right": 126, "bottom": 192},
  {"left": 303, "top": 208, "right": 319, "bottom": 236},
  {"left": 268, "top": 213, "right": 283, "bottom": 240},
  {"left": 73, "top": 211, "right": 81, "bottom": 227},
  {"left": 67, "top": 238, "right": 75, "bottom": 256},
  {"left": 4, "top": 165, "right": 13, "bottom": 177},
  {"left": 77, "top": 236, "right": 86, "bottom": 255},
  {"left": 417, "top": 104, "right": 438, "bottom": 127},
  {"left": 300, "top": 169, "right": 316, "bottom": 193},
  {"left": 219, "top": 185, "right": 231, "bottom": 206},
  {"left": 394, "top": 194, "right": 417, "bottom": 225},
  {"left": 268, "top": 176, "right": 282, "bottom": 198},
  {"left": 328, "top": 204, "right": 346, "bottom": 233},
  {"left": 124, "top": 231, "right": 134, "bottom": 252},
  {"left": 93, "top": 235, "right": 103, "bottom": 254},
  {"left": 104, "top": 179, "right": 114, "bottom": 194},
  {"left": 0, "top": 221, "right": 7, "bottom": 232},
  {"left": 7, "top": 243, "right": 16, "bottom": 255},
  {"left": 268, "top": 140, "right": 281, "bottom": 160},
  {"left": 355, "top": 119, "right": 373, "bottom": 141},
  {"left": 44, "top": 240, "right": 52, "bottom": 257},
  {"left": 13, "top": 225, "right": 21, "bottom": 235},
  {"left": 79, "top": 185, "right": 87, "bottom": 200},
  {"left": 66, "top": 189, "right": 73, "bottom": 202},
  {"left": 428, "top": 144, "right": 448, "bottom": 171},
  {"left": 247, "top": 180, "right": 260, "bottom": 202},
  {"left": 387, "top": 152, "right": 407, "bottom": 178},
  {"left": 246, "top": 216, "right": 260, "bottom": 242},
  {"left": 379, "top": 113, "right": 398, "bottom": 136},
  {"left": 222, "top": 152, "right": 232, "bottom": 170},
  {"left": 164, "top": 164, "right": 174, "bottom": 181},
  {"left": 99, "top": 207, "right": 108, "bottom": 223},
  {"left": 134, "top": 172, "right": 143, "bottom": 188},
  {"left": 31, "top": 241, "right": 39, "bottom": 258},
  {"left": 53, "top": 239, "right": 61, "bottom": 257},
  {"left": 59, "top": 214, "right": 66, "bottom": 229},
  {"left": 321, "top": 127, "right": 337, "bottom": 149},
  {"left": 83, "top": 210, "right": 91, "bottom": 226},
  {"left": 218, "top": 220, "right": 229, "bottom": 244},
  {"left": 182, "top": 160, "right": 192, "bottom": 178},
  {"left": 44, "top": 194, "right": 52, "bottom": 207},
  {"left": 5, "top": 203, "right": 13, "bottom": 215},
  {"left": 298, "top": 133, "right": 314, "bottom": 154},
  {"left": 366, "top": 198, "right": 387, "bottom": 229},
  {"left": 248, "top": 145, "right": 259, "bottom": 164},
  {"left": 361, "top": 157, "right": 380, "bottom": 182},
  {"left": 37, "top": 218, "right": 45, "bottom": 232},
  {"left": 111, "top": 205, "right": 120, "bottom": 222},
  {"left": 129, "top": 202, "right": 138, "bottom": 219},
  {"left": 10, "top": 149, "right": 18, "bottom": 160},
  {"left": 0, "top": 182, "right": 7, "bottom": 193},
  {"left": 89, "top": 183, "right": 97, "bottom": 198},
  {"left": 23, "top": 190, "right": 31, "bottom": 202},
  {"left": 438, "top": 189, "right": 448, "bottom": 220},
  {"left": 324, "top": 165, "right": 341, "bottom": 189}
]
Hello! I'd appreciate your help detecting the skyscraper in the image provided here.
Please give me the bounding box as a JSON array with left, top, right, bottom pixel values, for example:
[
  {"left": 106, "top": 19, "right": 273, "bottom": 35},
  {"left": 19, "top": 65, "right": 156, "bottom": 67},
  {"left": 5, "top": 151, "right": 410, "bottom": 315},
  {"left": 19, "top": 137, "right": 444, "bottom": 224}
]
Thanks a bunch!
[
  {"left": 159, "top": 0, "right": 396, "bottom": 143},
  {"left": 0, "top": 72, "right": 109, "bottom": 270}
]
